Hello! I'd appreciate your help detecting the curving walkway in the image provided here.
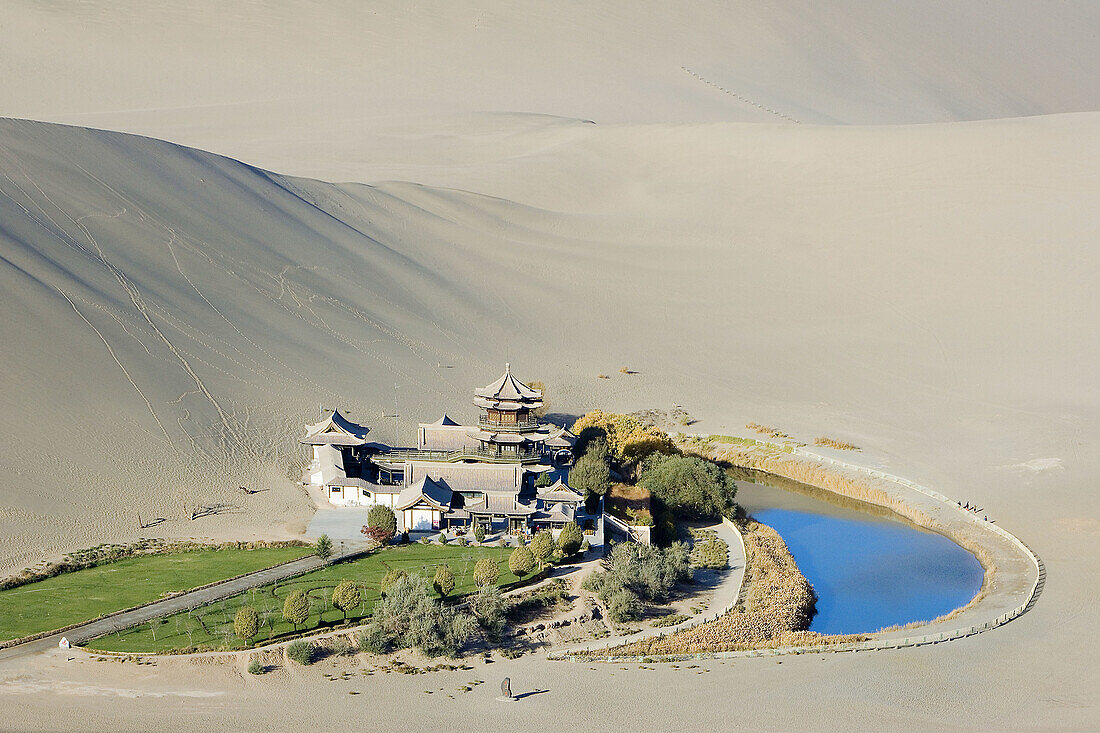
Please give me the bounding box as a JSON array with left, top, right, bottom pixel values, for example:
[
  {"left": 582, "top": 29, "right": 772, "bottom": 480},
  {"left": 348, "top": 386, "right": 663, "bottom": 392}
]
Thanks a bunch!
[{"left": 547, "top": 520, "right": 747, "bottom": 658}]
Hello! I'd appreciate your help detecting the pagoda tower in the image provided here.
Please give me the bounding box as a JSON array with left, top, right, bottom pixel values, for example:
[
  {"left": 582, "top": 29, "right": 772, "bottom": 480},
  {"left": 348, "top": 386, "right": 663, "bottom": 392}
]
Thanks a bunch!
[{"left": 468, "top": 363, "right": 545, "bottom": 461}]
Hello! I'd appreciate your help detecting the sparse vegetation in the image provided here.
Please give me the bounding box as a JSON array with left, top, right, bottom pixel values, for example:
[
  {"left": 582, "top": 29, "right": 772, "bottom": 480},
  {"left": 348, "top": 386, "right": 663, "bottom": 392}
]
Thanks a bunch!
[
  {"left": 689, "top": 529, "right": 729, "bottom": 569},
  {"left": 583, "top": 541, "right": 692, "bottom": 623},
  {"left": 814, "top": 436, "right": 860, "bottom": 451}
]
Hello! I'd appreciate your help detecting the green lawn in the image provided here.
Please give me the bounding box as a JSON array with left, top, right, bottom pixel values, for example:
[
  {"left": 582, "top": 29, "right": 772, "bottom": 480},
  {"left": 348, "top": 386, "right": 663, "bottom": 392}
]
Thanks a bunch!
[
  {"left": 85, "top": 544, "right": 526, "bottom": 653},
  {"left": 0, "top": 546, "right": 313, "bottom": 643}
]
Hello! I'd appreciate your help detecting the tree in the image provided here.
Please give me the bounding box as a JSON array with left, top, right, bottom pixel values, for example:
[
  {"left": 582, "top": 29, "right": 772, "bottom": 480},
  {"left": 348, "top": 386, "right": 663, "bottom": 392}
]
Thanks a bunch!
[
  {"left": 433, "top": 564, "right": 455, "bottom": 598},
  {"left": 569, "top": 448, "right": 611, "bottom": 501},
  {"left": 473, "top": 557, "right": 500, "bottom": 588},
  {"left": 530, "top": 530, "right": 555, "bottom": 569},
  {"left": 526, "top": 380, "right": 548, "bottom": 418},
  {"left": 470, "top": 586, "right": 507, "bottom": 640},
  {"left": 365, "top": 504, "right": 397, "bottom": 542},
  {"left": 331, "top": 581, "right": 362, "bottom": 620},
  {"left": 557, "top": 522, "right": 583, "bottom": 556},
  {"left": 508, "top": 545, "right": 535, "bottom": 577},
  {"left": 380, "top": 567, "right": 408, "bottom": 597},
  {"left": 534, "top": 472, "right": 552, "bottom": 488},
  {"left": 571, "top": 410, "right": 677, "bottom": 465},
  {"left": 636, "top": 453, "right": 737, "bottom": 518},
  {"left": 234, "top": 605, "right": 259, "bottom": 642},
  {"left": 315, "top": 533, "right": 333, "bottom": 560},
  {"left": 370, "top": 573, "right": 477, "bottom": 658},
  {"left": 473, "top": 524, "right": 486, "bottom": 544},
  {"left": 282, "top": 590, "right": 309, "bottom": 630}
]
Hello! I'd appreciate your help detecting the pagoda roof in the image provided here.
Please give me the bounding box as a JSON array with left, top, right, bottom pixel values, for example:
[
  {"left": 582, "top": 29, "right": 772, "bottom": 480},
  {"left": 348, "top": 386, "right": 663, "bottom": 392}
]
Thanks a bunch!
[
  {"left": 302, "top": 409, "right": 370, "bottom": 446},
  {"left": 474, "top": 364, "right": 543, "bottom": 409},
  {"left": 429, "top": 414, "right": 461, "bottom": 426},
  {"left": 466, "top": 429, "right": 537, "bottom": 444},
  {"left": 395, "top": 476, "right": 454, "bottom": 511},
  {"left": 464, "top": 493, "right": 538, "bottom": 516},
  {"left": 544, "top": 426, "right": 576, "bottom": 448}
]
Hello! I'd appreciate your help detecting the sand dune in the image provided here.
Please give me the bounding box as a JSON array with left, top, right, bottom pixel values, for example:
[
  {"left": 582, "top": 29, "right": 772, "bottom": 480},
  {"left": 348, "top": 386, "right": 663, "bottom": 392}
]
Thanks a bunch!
[{"left": 0, "top": 1, "right": 1098, "bottom": 729}]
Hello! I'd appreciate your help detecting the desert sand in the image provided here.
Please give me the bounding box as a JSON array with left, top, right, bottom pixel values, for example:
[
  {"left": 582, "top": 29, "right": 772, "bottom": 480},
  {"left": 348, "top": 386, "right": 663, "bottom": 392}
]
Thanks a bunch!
[{"left": 0, "top": 1, "right": 1097, "bottom": 730}]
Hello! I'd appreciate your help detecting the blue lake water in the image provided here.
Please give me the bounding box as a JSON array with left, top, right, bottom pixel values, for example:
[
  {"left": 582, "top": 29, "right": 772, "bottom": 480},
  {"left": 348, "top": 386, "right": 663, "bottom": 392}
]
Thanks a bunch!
[{"left": 734, "top": 473, "right": 985, "bottom": 635}]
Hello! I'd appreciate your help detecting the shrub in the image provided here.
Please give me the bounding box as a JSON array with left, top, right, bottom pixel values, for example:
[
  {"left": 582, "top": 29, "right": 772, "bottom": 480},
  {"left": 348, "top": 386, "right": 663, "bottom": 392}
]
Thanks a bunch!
[
  {"left": 332, "top": 580, "right": 363, "bottom": 620},
  {"left": 371, "top": 574, "right": 477, "bottom": 658},
  {"left": 286, "top": 640, "right": 313, "bottom": 665},
  {"left": 473, "top": 558, "right": 500, "bottom": 588},
  {"left": 401, "top": 531, "right": 409, "bottom": 544},
  {"left": 282, "top": 590, "right": 310, "bottom": 630},
  {"left": 433, "top": 564, "right": 455, "bottom": 598},
  {"left": 473, "top": 524, "right": 486, "bottom": 544},
  {"left": 357, "top": 623, "right": 388, "bottom": 654},
  {"left": 234, "top": 606, "right": 259, "bottom": 642},
  {"left": 380, "top": 568, "right": 408, "bottom": 597},
  {"left": 508, "top": 545, "right": 535, "bottom": 577},
  {"left": 420, "top": 537, "right": 431, "bottom": 545},
  {"left": 247, "top": 659, "right": 264, "bottom": 675},
  {"left": 470, "top": 585, "right": 507, "bottom": 640},
  {"left": 605, "top": 588, "right": 643, "bottom": 623},
  {"left": 456, "top": 536, "right": 468, "bottom": 547},
  {"left": 361, "top": 526, "right": 392, "bottom": 546},
  {"left": 557, "top": 522, "right": 583, "bottom": 556},
  {"left": 314, "top": 533, "right": 333, "bottom": 560},
  {"left": 530, "top": 531, "right": 555, "bottom": 568},
  {"left": 637, "top": 453, "right": 737, "bottom": 518},
  {"left": 365, "top": 505, "right": 397, "bottom": 542}
]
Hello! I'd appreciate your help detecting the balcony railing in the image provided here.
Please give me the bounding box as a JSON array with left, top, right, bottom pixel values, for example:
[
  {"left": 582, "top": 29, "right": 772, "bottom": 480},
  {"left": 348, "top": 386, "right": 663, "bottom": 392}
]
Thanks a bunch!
[
  {"left": 478, "top": 416, "right": 540, "bottom": 432},
  {"left": 376, "top": 446, "right": 543, "bottom": 465}
]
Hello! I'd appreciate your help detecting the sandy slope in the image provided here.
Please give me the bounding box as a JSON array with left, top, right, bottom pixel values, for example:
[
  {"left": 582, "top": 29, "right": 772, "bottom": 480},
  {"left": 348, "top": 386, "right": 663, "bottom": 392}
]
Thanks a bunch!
[{"left": 0, "top": 1, "right": 1098, "bottom": 729}]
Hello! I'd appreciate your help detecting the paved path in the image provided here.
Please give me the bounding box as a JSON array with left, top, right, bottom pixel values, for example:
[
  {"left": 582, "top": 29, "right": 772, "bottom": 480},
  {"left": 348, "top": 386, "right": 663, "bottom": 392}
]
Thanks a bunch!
[
  {"left": 548, "top": 520, "right": 746, "bottom": 657},
  {"left": 0, "top": 546, "right": 368, "bottom": 663}
]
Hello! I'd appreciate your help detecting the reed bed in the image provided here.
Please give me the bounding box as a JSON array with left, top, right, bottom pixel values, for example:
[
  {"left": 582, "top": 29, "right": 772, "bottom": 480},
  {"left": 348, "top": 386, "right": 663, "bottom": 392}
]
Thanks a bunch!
[{"left": 814, "top": 436, "right": 860, "bottom": 451}]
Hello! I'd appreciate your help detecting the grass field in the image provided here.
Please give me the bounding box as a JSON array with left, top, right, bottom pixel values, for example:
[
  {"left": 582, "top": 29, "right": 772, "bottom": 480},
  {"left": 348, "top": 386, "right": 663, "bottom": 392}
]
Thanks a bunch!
[
  {"left": 85, "top": 544, "right": 523, "bottom": 653},
  {"left": 0, "top": 546, "right": 313, "bottom": 643}
]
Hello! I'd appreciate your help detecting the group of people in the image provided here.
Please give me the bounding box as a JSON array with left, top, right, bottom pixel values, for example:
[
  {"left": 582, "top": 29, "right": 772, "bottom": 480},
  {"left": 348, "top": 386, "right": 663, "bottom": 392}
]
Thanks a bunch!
[{"left": 957, "top": 501, "right": 990, "bottom": 522}]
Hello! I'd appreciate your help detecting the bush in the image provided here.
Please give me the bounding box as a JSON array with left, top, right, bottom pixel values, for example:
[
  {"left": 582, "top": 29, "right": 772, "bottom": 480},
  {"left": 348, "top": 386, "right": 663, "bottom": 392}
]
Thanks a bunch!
[
  {"left": 380, "top": 568, "right": 408, "bottom": 597},
  {"left": 234, "top": 606, "right": 259, "bottom": 641},
  {"left": 508, "top": 545, "right": 535, "bottom": 577},
  {"left": 286, "top": 640, "right": 313, "bottom": 665},
  {"left": 247, "top": 659, "right": 264, "bottom": 675},
  {"left": 357, "top": 623, "right": 388, "bottom": 654},
  {"left": 433, "top": 564, "right": 455, "bottom": 597},
  {"left": 637, "top": 453, "right": 737, "bottom": 519},
  {"left": 420, "top": 537, "right": 431, "bottom": 545},
  {"left": 473, "top": 524, "right": 486, "bottom": 544},
  {"left": 365, "top": 505, "right": 397, "bottom": 542},
  {"left": 470, "top": 586, "right": 507, "bottom": 640},
  {"left": 605, "top": 588, "right": 643, "bottom": 623},
  {"left": 315, "top": 533, "right": 333, "bottom": 560},
  {"left": 473, "top": 558, "right": 500, "bottom": 588},
  {"left": 370, "top": 574, "right": 477, "bottom": 658},
  {"left": 530, "top": 530, "right": 555, "bottom": 568},
  {"left": 650, "top": 613, "right": 690, "bottom": 628},
  {"left": 361, "top": 526, "right": 393, "bottom": 546},
  {"left": 456, "top": 536, "right": 468, "bottom": 547},
  {"left": 557, "top": 522, "right": 583, "bottom": 556},
  {"left": 282, "top": 590, "right": 310, "bottom": 630},
  {"left": 332, "top": 580, "right": 363, "bottom": 619}
]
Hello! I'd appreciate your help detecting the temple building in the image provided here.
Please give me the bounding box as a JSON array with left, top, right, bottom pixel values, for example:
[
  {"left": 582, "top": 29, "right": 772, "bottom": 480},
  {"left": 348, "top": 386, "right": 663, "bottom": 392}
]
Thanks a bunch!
[{"left": 302, "top": 365, "right": 586, "bottom": 534}]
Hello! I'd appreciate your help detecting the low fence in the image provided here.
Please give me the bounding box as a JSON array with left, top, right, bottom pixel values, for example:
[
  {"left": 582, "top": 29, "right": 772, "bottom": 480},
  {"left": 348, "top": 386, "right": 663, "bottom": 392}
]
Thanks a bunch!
[{"left": 551, "top": 442, "right": 1044, "bottom": 663}]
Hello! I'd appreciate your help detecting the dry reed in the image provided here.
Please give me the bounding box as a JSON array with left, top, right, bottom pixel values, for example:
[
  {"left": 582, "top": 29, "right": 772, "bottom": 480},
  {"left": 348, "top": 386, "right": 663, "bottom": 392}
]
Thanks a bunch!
[{"left": 814, "top": 436, "right": 860, "bottom": 451}]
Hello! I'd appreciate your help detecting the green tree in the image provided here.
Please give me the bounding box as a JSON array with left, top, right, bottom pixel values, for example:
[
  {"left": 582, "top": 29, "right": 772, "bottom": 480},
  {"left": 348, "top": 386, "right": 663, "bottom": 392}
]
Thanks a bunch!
[
  {"left": 370, "top": 573, "right": 477, "bottom": 658},
  {"left": 530, "top": 530, "right": 555, "bottom": 569},
  {"left": 315, "top": 533, "right": 333, "bottom": 560},
  {"left": 557, "top": 522, "right": 583, "bottom": 556},
  {"left": 367, "top": 504, "right": 398, "bottom": 539},
  {"left": 331, "top": 580, "right": 362, "bottom": 620},
  {"left": 534, "top": 472, "right": 552, "bottom": 488},
  {"left": 569, "top": 447, "right": 611, "bottom": 501},
  {"left": 636, "top": 453, "right": 737, "bottom": 518},
  {"left": 473, "top": 557, "right": 500, "bottom": 588},
  {"left": 433, "top": 564, "right": 455, "bottom": 598},
  {"left": 234, "top": 605, "right": 259, "bottom": 642},
  {"left": 508, "top": 545, "right": 535, "bottom": 577},
  {"left": 380, "top": 568, "right": 408, "bottom": 597},
  {"left": 282, "top": 590, "right": 309, "bottom": 631},
  {"left": 473, "top": 524, "right": 486, "bottom": 544}
]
